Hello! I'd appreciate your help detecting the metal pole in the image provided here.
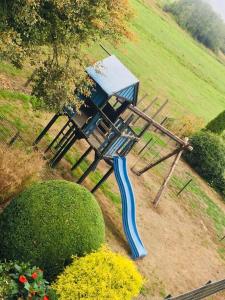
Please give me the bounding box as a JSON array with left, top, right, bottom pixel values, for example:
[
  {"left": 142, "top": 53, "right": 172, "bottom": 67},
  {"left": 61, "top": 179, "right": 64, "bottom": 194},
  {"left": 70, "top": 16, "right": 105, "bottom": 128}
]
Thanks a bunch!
[
  {"left": 50, "top": 127, "right": 75, "bottom": 163},
  {"left": 8, "top": 132, "right": 20, "bottom": 146},
  {"left": 177, "top": 179, "right": 192, "bottom": 196},
  {"left": 54, "top": 125, "right": 74, "bottom": 150},
  {"left": 99, "top": 44, "right": 111, "bottom": 56}
]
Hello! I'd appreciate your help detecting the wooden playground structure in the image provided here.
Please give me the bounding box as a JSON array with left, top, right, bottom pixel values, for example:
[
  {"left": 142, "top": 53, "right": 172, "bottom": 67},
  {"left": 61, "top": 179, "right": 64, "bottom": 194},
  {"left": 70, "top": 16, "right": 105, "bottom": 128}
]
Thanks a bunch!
[
  {"left": 33, "top": 53, "right": 196, "bottom": 260},
  {"left": 34, "top": 54, "right": 192, "bottom": 207}
]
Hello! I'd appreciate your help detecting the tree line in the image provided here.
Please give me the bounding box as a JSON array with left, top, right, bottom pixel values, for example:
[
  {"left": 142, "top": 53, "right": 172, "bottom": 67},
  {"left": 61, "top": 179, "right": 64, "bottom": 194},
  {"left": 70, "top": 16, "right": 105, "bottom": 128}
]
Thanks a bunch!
[{"left": 164, "top": 0, "right": 225, "bottom": 53}]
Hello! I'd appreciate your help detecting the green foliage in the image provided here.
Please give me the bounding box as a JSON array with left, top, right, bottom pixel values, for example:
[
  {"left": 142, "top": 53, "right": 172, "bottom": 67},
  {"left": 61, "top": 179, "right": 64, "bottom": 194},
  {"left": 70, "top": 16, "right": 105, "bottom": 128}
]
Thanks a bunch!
[
  {"left": 184, "top": 131, "right": 225, "bottom": 196},
  {"left": 206, "top": 110, "right": 225, "bottom": 135},
  {"left": 0, "top": 180, "right": 105, "bottom": 279},
  {"left": 0, "top": 0, "right": 133, "bottom": 111},
  {"left": 164, "top": 0, "right": 225, "bottom": 52},
  {"left": 52, "top": 246, "right": 144, "bottom": 300},
  {"left": 0, "top": 261, "right": 50, "bottom": 299}
]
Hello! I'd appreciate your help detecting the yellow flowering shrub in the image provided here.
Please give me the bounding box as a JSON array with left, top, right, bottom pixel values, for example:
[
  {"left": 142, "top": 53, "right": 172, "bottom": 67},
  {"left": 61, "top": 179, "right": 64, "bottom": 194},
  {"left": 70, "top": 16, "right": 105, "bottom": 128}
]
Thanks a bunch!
[{"left": 52, "top": 246, "right": 144, "bottom": 300}]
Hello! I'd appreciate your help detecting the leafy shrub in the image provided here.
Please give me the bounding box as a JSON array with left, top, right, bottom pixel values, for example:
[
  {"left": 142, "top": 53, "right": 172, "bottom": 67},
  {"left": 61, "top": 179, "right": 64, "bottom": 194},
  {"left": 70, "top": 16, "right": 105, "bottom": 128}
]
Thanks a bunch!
[
  {"left": 0, "top": 145, "right": 44, "bottom": 205},
  {"left": 184, "top": 131, "right": 225, "bottom": 196},
  {"left": 206, "top": 110, "right": 225, "bottom": 135},
  {"left": 52, "top": 246, "right": 144, "bottom": 300},
  {"left": 0, "top": 261, "right": 51, "bottom": 300},
  {"left": 0, "top": 180, "right": 105, "bottom": 279}
]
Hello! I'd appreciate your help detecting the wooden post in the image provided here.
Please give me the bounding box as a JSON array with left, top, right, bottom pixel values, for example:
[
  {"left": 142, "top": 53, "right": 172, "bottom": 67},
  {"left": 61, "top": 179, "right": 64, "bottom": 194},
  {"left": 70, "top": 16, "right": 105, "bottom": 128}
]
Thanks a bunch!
[
  {"left": 153, "top": 138, "right": 189, "bottom": 208},
  {"left": 33, "top": 113, "right": 61, "bottom": 146}
]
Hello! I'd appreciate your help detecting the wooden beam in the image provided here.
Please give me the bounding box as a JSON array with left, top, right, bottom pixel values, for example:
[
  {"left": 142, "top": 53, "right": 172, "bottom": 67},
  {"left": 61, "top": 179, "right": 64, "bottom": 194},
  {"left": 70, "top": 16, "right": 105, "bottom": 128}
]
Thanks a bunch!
[
  {"left": 132, "top": 96, "right": 158, "bottom": 125},
  {"left": 133, "top": 145, "right": 188, "bottom": 176},
  {"left": 125, "top": 102, "right": 193, "bottom": 150}
]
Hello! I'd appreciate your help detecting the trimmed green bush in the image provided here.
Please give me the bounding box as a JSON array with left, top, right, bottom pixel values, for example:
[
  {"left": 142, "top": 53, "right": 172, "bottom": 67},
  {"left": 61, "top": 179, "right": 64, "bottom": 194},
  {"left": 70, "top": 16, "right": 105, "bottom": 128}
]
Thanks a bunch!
[
  {"left": 0, "top": 180, "right": 105, "bottom": 279},
  {"left": 206, "top": 110, "right": 225, "bottom": 135},
  {"left": 184, "top": 131, "right": 225, "bottom": 196}
]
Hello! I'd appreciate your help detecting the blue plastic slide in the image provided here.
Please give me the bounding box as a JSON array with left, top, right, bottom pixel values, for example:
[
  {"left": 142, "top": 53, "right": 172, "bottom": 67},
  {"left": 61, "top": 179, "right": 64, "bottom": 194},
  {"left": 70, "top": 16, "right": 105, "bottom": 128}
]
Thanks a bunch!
[{"left": 113, "top": 156, "right": 147, "bottom": 259}]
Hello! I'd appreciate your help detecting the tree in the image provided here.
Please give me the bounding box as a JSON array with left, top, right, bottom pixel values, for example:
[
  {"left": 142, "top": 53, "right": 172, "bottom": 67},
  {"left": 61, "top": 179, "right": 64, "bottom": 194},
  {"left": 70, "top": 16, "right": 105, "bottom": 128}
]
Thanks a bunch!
[
  {"left": 164, "top": 0, "right": 225, "bottom": 52},
  {"left": 206, "top": 110, "right": 225, "bottom": 135},
  {"left": 0, "top": 0, "right": 133, "bottom": 111}
]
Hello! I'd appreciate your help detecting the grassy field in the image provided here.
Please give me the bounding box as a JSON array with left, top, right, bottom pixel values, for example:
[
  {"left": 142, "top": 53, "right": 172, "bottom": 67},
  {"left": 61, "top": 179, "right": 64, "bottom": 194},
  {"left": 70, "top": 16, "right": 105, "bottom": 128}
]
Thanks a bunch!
[{"left": 91, "top": 0, "right": 225, "bottom": 122}]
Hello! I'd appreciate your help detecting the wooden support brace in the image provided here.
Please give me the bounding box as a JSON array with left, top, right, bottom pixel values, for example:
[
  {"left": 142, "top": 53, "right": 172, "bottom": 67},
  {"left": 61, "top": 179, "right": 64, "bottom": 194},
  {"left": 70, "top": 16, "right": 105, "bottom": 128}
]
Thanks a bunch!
[
  {"left": 153, "top": 138, "right": 189, "bottom": 208},
  {"left": 133, "top": 145, "right": 188, "bottom": 176}
]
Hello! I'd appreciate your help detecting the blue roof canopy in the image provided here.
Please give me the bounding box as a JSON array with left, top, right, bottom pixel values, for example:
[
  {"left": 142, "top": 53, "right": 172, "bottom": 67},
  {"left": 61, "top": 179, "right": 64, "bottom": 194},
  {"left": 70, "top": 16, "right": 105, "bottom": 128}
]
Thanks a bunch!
[{"left": 86, "top": 55, "right": 139, "bottom": 105}]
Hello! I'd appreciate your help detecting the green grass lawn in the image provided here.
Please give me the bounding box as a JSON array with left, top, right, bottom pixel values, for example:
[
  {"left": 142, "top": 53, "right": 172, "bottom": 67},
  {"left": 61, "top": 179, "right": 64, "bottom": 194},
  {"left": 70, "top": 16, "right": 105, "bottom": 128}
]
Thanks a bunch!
[
  {"left": 1, "top": 0, "right": 225, "bottom": 123},
  {"left": 91, "top": 0, "right": 225, "bottom": 122}
]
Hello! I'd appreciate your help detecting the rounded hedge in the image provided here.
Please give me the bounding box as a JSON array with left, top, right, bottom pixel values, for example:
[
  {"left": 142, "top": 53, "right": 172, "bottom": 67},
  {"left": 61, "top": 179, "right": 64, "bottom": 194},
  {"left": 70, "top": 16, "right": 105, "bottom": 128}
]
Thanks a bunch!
[
  {"left": 184, "top": 131, "right": 225, "bottom": 196},
  {"left": 0, "top": 180, "right": 105, "bottom": 279}
]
